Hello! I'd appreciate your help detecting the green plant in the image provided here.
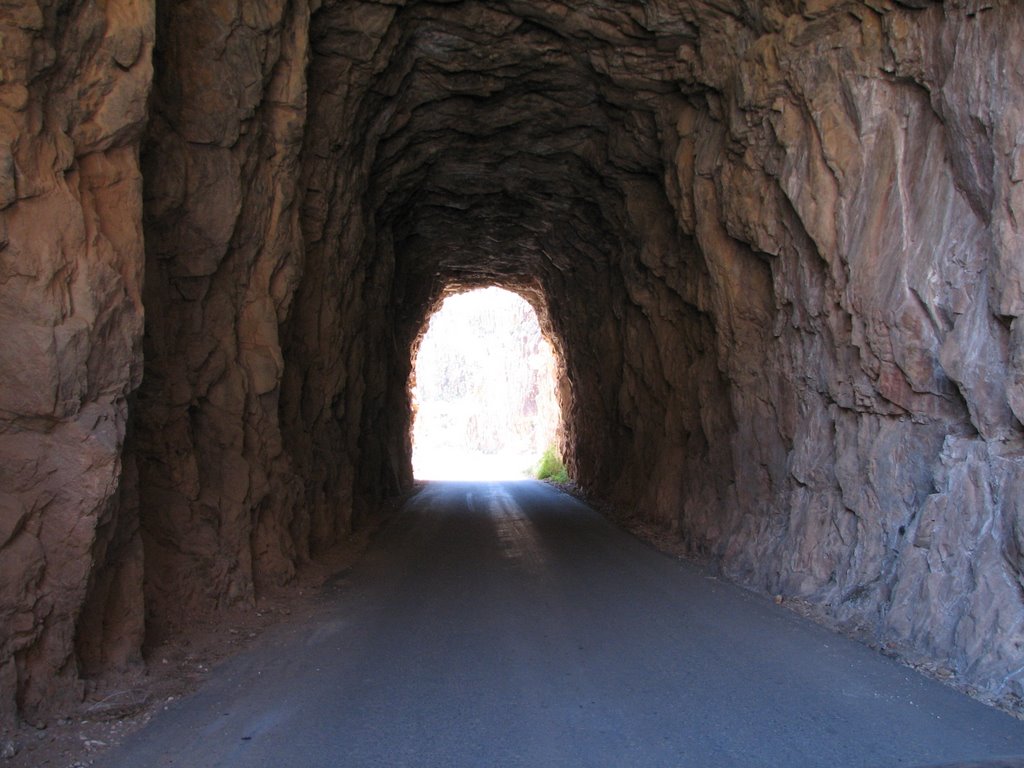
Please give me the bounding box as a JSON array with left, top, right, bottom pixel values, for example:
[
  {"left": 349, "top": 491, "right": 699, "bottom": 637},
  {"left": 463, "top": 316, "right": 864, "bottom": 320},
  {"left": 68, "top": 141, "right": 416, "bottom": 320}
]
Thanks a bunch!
[{"left": 535, "top": 445, "right": 569, "bottom": 483}]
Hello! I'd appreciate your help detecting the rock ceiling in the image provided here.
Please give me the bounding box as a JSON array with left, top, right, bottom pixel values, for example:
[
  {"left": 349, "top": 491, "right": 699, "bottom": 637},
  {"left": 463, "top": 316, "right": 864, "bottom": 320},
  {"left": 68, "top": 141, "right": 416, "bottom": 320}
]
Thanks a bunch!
[{"left": 1, "top": 0, "right": 1023, "bottom": 726}]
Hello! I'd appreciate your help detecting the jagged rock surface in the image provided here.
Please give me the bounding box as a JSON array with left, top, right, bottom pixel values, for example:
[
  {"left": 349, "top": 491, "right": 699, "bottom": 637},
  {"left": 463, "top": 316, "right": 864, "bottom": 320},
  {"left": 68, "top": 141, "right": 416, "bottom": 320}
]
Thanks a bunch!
[
  {"left": 0, "top": 0, "right": 153, "bottom": 726},
  {"left": 137, "top": 0, "right": 313, "bottom": 638},
  {"left": 2, "top": 0, "right": 1023, "bottom": 727},
  {"left": 296, "top": 0, "right": 1024, "bottom": 706}
]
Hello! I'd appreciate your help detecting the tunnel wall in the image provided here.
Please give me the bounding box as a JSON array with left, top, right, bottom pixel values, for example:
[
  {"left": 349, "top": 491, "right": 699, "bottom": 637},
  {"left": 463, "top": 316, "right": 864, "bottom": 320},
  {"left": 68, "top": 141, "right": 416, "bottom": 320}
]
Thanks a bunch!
[
  {"left": 659, "top": 5, "right": 1024, "bottom": 703},
  {"left": 0, "top": 0, "right": 153, "bottom": 725},
  {"left": 136, "top": 0, "right": 314, "bottom": 638},
  {"left": 585, "top": 2, "right": 1024, "bottom": 704},
  {"left": 270, "top": 0, "right": 1024, "bottom": 707},
  {"left": 1, "top": 0, "right": 1023, "bottom": 727}
]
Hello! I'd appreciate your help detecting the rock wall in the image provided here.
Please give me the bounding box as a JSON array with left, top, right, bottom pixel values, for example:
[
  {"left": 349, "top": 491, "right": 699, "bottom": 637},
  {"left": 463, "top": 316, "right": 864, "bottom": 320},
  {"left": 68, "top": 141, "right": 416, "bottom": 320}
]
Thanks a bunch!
[
  {"left": 136, "top": 0, "right": 313, "bottom": 635},
  {"left": 2, "top": 0, "right": 1023, "bottom": 728},
  {"left": 661, "top": 2, "right": 1024, "bottom": 706},
  {"left": 293, "top": 0, "right": 1024, "bottom": 708},
  {"left": 0, "top": 0, "right": 153, "bottom": 726}
]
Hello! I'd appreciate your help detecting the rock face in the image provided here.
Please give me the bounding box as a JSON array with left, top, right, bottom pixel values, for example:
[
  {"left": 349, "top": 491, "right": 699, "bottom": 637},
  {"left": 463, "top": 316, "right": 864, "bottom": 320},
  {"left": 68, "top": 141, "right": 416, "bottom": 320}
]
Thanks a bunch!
[
  {"left": 2, "top": 0, "right": 1024, "bottom": 727},
  {"left": 137, "top": 0, "right": 313, "bottom": 638},
  {"left": 0, "top": 1, "right": 152, "bottom": 726}
]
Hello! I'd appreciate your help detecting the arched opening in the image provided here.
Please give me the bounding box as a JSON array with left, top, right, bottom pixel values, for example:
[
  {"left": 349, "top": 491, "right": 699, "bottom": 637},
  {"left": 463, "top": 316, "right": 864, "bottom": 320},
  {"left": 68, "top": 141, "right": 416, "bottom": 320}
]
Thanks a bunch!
[{"left": 409, "top": 287, "right": 562, "bottom": 480}]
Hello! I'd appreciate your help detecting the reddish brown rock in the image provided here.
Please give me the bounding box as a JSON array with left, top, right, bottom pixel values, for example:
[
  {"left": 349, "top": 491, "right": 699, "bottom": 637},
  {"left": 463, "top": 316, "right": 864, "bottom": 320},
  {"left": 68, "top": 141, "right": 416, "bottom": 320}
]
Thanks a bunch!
[
  {"left": 136, "top": 0, "right": 312, "bottom": 634},
  {"left": 0, "top": 0, "right": 152, "bottom": 727},
  {"left": 277, "top": 0, "right": 1024, "bottom": 712},
  {"left": 3, "top": 0, "right": 1024, "bottom": 729}
]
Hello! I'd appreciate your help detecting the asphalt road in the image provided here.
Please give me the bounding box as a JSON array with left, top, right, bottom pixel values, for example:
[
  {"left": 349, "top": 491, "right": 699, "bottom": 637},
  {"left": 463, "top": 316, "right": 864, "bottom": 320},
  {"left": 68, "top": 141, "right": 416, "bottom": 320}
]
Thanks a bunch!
[{"left": 100, "top": 481, "right": 1024, "bottom": 768}]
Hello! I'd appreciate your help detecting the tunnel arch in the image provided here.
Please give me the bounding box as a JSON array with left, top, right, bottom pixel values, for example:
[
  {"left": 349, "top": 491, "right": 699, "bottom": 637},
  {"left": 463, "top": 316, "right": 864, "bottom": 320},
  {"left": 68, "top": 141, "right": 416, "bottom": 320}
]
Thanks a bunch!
[
  {"left": 280, "top": 0, "right": 737, "bottom": 541},
  {"left": 4, "top": 0, "right": 1024, "bottom": 726},
  {"left": 144, "top": 0, "right": 1014, "bottom": 677}
]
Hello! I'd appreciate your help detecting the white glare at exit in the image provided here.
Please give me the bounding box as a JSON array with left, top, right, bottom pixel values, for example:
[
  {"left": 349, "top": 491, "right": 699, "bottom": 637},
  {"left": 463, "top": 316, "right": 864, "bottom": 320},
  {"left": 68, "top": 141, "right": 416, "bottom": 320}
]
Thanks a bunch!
[{"left": 410, "top": 287, "right": 561, "bottom": 480}]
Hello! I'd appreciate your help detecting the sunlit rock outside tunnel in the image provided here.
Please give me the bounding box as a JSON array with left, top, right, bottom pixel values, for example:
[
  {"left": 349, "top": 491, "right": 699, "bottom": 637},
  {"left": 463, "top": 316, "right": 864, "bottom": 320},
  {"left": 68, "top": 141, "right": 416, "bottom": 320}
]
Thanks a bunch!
[
  {"left": 410, "top": 287, "right": 562, "bottom": 481},
  {"left": 2, "top": 0, "right": 1024, "bottom": 752}
]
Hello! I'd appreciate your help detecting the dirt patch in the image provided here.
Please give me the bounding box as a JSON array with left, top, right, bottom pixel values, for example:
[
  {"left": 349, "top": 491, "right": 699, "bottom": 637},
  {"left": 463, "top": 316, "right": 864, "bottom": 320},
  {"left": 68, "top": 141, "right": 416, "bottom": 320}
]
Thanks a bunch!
[{"left": 1, "top": 508, "right": 395, "bottom": 768}]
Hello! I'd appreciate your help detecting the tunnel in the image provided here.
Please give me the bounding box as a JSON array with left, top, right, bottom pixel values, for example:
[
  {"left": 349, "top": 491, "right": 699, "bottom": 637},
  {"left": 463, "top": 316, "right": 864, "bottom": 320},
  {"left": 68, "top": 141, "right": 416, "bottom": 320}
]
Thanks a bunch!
[{"left": 1, "top": 0, "right": 1023, "bottom": 730}]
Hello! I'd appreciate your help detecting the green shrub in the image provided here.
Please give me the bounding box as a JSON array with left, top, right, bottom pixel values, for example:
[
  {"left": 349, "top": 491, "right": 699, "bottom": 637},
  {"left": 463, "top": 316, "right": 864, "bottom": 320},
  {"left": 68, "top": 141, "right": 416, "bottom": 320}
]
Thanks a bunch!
[{"left": 535, "top": 445, "right": 569, "bottom": 483}]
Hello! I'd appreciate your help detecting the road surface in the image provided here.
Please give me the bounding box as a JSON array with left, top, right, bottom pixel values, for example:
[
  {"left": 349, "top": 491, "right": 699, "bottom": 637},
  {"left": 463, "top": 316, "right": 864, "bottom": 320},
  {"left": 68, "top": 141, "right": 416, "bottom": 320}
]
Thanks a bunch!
[{"left": 100, "top": 481, "right": 1024, "bottom": 767}]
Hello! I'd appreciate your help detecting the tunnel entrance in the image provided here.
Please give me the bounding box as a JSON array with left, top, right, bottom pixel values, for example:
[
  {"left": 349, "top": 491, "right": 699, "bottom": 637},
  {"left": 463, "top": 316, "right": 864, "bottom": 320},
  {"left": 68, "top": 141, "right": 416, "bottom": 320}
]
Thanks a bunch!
[{"left": 410, "top": 287, "right": 561, "bottom": 481}]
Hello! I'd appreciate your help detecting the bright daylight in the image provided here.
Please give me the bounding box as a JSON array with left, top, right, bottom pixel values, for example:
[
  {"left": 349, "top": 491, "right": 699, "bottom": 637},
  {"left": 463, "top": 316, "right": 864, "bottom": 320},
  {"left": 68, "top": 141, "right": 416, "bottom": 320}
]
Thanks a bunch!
[{"left": 410, "top": 287, "right": 562, "bottom": 480}]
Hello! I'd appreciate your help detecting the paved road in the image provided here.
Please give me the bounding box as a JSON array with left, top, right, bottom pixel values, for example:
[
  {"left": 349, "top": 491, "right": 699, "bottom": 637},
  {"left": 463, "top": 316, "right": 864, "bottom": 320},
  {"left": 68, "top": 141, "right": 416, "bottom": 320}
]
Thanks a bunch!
[{"left": 100, "top": 481, "right": 1024, "bottom": 768}]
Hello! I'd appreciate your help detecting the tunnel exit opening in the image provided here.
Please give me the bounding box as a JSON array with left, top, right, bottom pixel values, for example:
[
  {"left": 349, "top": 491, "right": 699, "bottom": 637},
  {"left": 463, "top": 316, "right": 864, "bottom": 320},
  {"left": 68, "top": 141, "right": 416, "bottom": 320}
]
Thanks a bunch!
[{"left": 409, "top": 287, "right": 562, "bottom": 480}]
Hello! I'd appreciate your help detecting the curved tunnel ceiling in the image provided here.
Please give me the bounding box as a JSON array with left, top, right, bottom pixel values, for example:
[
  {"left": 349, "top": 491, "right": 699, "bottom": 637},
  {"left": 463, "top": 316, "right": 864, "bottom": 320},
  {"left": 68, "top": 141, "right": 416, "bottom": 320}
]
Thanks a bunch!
[
  {"left": 8, "top": 0, "right": 1017, "bottom": 728},
  {"left": 5, "top": 0, "right": 1024, "bottom": 727},
  {"left": 308, "top": 0, "right": 700, "bottom": 296}
]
